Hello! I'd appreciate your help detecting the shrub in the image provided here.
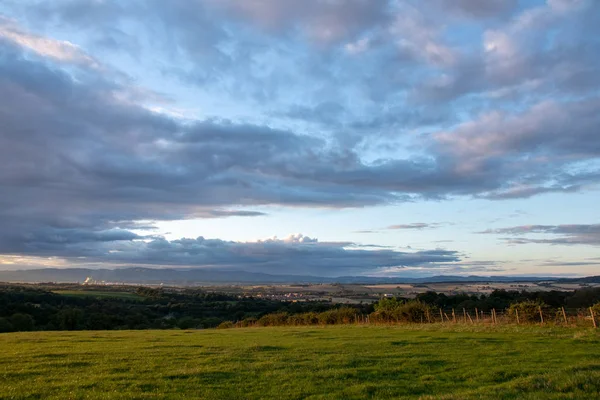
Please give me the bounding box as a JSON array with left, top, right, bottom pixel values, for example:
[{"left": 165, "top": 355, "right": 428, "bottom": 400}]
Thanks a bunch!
[
  {"left": 285, "top": 312, "right": 320, "bottom": 326},
  {"left": 217, "top": 321, "right": 234, "bottom": 329},
  {"left": 508, "top": 301, "right": 552, "bottom": 323},
  {"left": 317, "top": 307, "right": 358, "bottom": 325},
  {"left": 257, "top": 312, "right": 289, "bottom": 327},
  {"left": 177, "top": 317, "right": 200, "bottom": 330},
  {"left": 287, "top": 314, "right": 308, "bottom": 326},
  {"left": 395, "top": 301, "right": 432, "bottom": 323},
  {"left": 237, "top": 317, "right": 257, "bottom": 327},
  {"left": 370, "top": 299, "right": 432, "bottom": 323},
  {"left": 301, "top": 312, "right": 320, "bottom": 325}
]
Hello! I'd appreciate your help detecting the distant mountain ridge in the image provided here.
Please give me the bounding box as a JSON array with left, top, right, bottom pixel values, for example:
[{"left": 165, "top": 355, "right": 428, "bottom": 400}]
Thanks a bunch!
[{"left": 0, "top": 267, "right": 584, "bottom": 285}]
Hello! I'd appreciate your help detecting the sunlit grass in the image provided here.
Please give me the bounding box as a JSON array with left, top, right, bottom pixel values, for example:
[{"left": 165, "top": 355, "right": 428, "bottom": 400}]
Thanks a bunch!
[{"left": 1, "top": 325, "right": 599, "bottom": 399}]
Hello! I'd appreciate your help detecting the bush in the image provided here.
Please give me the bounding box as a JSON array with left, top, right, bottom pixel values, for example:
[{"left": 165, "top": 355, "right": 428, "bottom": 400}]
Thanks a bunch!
[
  {"left": 317, "top": 307, "right": 358, "bottom": 325},
  {"left": 370, "top": 299, "right": 432, "bottom": 323},
  {"left": 508, "top": 301, "right": 552, "bottom": 323},
  {"left": 301, "top": 312, "right": 320, "bottom": 325},
  {"left": 217, "top": 321, "right": 234, "bottom": 329},
  {"left": 237, "top": 317, "right": 257, "bottom": 327},
  {"left": 257, "top": 312, "right": 289, "bottom": 327},
  {"left": 177, "top": 317, "right": 199, "bottom": 330}
]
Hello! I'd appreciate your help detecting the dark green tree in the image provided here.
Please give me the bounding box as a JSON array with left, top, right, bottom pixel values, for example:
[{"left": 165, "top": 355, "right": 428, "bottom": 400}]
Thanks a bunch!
[
  {"left": 0, "top": 317, "right": 13, "bottom": 332},
  {"left": 57, "top": 308, "right": 84, "bottom": 330},
  {"left": 10, "top": 313, "right": 35, "bottom": 331}
]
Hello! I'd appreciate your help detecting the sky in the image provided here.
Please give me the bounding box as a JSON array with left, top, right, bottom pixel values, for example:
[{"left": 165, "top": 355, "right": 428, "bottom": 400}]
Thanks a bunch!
[{"left": 0, "top": 0, "right": 599, "bottom": 278}]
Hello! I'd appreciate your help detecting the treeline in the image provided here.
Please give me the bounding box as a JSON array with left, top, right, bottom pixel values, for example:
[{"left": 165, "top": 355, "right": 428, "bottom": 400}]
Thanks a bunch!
[
  {"left": 0, "top": 285, "right": 357, "bottom": 332},
  {"left": 2, "top": 285, "right": 600, "bottom": 332},
  {"left": 222, "top": 288, "right": 600, "bottom": 328},
  {"left": 413, "top": 288, "right": 600, "bottom": 310}
]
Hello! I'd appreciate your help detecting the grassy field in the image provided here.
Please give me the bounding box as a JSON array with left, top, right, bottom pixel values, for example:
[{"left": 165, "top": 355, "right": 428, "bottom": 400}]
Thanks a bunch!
[
  {"left": 52, "top": 290, "right": 144, "bottom": 301},
  {"left": 1, "top": 325, "right": 599, "bottom": 399}
]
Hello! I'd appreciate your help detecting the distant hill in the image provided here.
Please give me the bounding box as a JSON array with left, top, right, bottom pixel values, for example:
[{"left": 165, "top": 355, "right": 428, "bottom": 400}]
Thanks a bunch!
[
  {"left": 556, "top": 276, "right": 600, "bottom": 284},
  {"left": 0, "top": 267, "right": 562, "bottom": 285}
]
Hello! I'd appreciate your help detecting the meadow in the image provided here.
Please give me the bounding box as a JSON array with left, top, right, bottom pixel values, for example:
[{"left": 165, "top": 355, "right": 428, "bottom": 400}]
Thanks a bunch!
[{"left": 1, "top": 325, "right": 599, "bottom": 399}]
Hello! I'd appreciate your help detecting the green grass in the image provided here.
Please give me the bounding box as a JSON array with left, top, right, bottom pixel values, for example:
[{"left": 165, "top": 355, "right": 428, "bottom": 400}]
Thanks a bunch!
[
  {"left": 52, "top": 290, "right": 143, "bottom": 300},
  {"left": 1, "top": 325, "right": 599, "bottom": 399}
]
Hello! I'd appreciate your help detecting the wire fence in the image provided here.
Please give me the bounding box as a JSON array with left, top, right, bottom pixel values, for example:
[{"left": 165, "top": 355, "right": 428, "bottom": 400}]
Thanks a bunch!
[
  {"left": 350, "top": 307, "right": 598, "bottom": 328},
  {"left": 228, "top": 307, "right": 598, "bottom": 329}
]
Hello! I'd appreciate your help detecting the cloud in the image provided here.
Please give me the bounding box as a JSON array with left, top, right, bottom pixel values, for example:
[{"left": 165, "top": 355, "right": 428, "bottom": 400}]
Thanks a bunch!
[
  {"left": 0, "top": 16, "right": 101, "bottom": 68},
  {"left": 0, "top": 1, "right": 600, "bottom": 274},
  {"left": 480, "top": 224, "right": 600, "bottom": 246},
  {"left": 437, "top": 0, "right": 518, "bottom": 18},
  {"left": 387, "top": 223, "right": 443, "bottom": 230},
  {"left": 2, "top": 232, "right": 462, "bottom": 277},
  {"left": 207, "top": 0, "right": 390, "bottom": 46},
  {"left": 1, "top": 24, "right": 599, "bottom": 259}
]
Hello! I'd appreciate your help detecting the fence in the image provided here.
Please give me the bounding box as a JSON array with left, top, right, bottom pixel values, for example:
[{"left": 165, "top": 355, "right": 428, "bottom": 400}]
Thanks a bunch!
[
  {"left": 228, "top": 306, "right": 598, "bottom": 329},
  {"left": 350, "top": 307, "right": 597, "bottom": 328}
]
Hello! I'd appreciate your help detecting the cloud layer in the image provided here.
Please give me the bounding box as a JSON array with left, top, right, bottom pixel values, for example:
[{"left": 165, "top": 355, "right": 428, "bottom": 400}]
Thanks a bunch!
[
  {"left": 10, "top": 233, "right": 460, "bottom": 276},
  {"left": 481, "top": 224, "right": 600, "bottom": 246},
  {"left": 0, "top": 1, "right": 599, "bottom": 274}
]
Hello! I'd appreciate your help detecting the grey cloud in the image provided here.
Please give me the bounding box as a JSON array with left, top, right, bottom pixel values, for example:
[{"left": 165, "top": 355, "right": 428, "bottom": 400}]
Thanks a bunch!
[
  {"left": 208, "top": 0, "right": 390, "bottom": 46},
  {"left": 10, "top": 0, "right": 599, "bottom": 137},
  {"left": 437, "top": 0, "right": 518, "bottom": 18},
  {"left": 480, "top": 224, "right": 600, "bottom": 246},
  {"left": 541, "top": 260, "right": 600, "bottom": 267},
  {"left": 9, "top": 233, "right": 461, "bottom": 277},
  {"left": 414, "top": 1, "right": 600, "bottom": 104},
  {"left": 387, "top": 223, "right": 440, "bottom": 230},
  {"left": 203, "top": 210, "right": 267, "bottom": 218},
  {"left": 379, "top": 259, "right": 506, "bottom": 275},
  {"left": 1, "top": 2, "right": 600, "bottom": 273},
  {"left": 1, "top": 33, "right": 599, "bottom": 226}
]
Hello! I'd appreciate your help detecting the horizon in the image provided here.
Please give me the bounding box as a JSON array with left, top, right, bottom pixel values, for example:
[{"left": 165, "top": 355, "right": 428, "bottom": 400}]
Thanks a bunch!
[
  {"left": 0, "top": 265, "right": 593, "bottom": 281},
  {"left": 1, "top": 0, "right": 600, "bottom": 278}
]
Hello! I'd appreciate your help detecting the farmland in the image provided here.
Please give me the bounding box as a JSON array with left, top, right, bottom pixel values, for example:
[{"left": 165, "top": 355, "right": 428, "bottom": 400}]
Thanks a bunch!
[{"left": 2, "top": 325, "right": 599, "bottom": 399}]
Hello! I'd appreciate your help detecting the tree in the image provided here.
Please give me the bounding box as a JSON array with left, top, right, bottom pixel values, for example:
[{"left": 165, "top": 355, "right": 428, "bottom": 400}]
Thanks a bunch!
[
  {"left": 177, "top": 317, "right": 199, "bottom": 329},
  {"left": 10, "top": 313, "right": 35, "bottom": 331},
  {"left": 87, "top": 313, "right": 113, "bottom": 330},
  {"left": 57, "top": 308, "right": 84, "bottom": 330},
  {"left": 0, "top": 317, "right": 13, "bottom": 333}
]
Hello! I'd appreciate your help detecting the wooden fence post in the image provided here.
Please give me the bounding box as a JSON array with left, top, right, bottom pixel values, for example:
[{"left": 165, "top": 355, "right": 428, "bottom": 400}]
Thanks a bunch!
[
  {"left": 475, "top": 308, "right": 479, "bottom": 322},
  {"left": 463, "top": 308, "right": 467, "bottom": 323},
  {"left": 452, "top": 309, "right": 456, "bottom": 323},
  {"left": 515, "top": 309, "right": 520, "bottom": 325},
  {"left": 426, "top": 308, "right": 431, "bottom": 323},
  {"left": 467, "top": 312, "right": 473, "bottom": 324},
  {"left": 440, "top": 308, "right": 443, "bottom": 323},
  {"left": 562, "top": 307, "right": 568, "bottom": 325},
  {"left": 590, "top": 307, "right": 597, "bottom": 329},
  {"left": 492, "top": 309, "right": 497, "bottom": 324},
  {"left": 539, "top": 306, "right": 544, "bottom": 325}
]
